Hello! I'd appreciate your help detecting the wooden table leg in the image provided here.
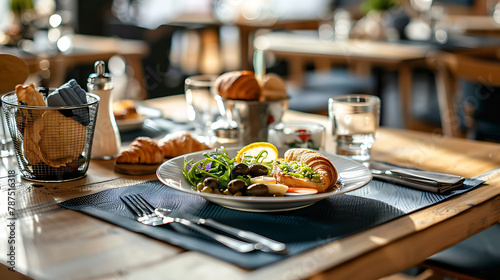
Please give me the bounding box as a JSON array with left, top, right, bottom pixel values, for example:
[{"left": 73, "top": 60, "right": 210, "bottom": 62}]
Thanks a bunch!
[
  {"left": 239, "top": 27, "right": 251, "bottom": 71},
  {"left": 47, "top": 58, "right": 70, "bottom": 89},
  {"left": 399, "top": 65, "right": 413, "bottom": 129},
  {"left": 125, "top": 55, "right": 148, "bottom": 100},
  {"left": 289, "top": 56, "right": 305, "bottom": 88}
]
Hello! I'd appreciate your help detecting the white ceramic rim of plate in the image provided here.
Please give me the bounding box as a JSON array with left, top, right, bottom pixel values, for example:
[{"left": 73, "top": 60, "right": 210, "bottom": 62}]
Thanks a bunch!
[{"left": 156, "top": 147, "right": 372, "bottom": 203}]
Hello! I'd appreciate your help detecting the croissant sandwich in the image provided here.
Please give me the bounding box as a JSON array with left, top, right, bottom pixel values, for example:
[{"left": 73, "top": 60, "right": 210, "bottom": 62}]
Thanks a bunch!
[{"left": 272, "top": 148, "right": 338, "bottom": 193}]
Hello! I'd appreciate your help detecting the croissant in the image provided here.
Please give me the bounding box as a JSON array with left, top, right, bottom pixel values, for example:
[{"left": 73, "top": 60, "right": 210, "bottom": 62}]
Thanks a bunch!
[
  {"left": 158, "top": 131, "right": 210, "bottom": 158},
  {"left": 214, "top": 71, "right": 261, "bottom": 100},
  {"left": 260, "top": 73, "right": 288, "bottom": 101},
  {"left": 116, "top": 137, "right": 163, "bottom": 164},
  {"left": 272, "top": 148, "right": 338, "bottom": 193}
]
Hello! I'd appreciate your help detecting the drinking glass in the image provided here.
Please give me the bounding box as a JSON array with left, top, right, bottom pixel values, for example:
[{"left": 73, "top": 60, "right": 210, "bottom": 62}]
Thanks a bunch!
[
  {"left": 329, "top": 94, "right": 380, "bottom": 161},
  {"left": 185, "top": 75, "right": 220, "bottom": 136}
]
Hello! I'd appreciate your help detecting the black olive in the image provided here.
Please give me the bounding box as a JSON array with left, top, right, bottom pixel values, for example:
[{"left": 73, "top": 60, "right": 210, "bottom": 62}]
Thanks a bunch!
[
  {"left": 203, "top": 177, "right": 219, "bottom": 189},
  {"left": 227, "top": 179, "right": 248, "bottom": 194},
  {"left": 232, "top": 163, "right": 250, "bottom": 177},
  {"left": 246, "top": 183, "right": 269, "bottom": 196},
  {"left": 249, "top": 164, "right": 269, "bottom": 177}
]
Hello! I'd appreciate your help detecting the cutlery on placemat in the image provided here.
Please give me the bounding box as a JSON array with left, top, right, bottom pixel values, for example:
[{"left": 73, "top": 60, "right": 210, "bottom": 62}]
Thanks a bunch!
[
  {"left": 363, "top": 161, "right": 466, "bottom": 193},
  {"left": 121, "top": 194, "right": 287, "bottom": 254},
  {"left": 121, "top": 194, "right": 257, "bottom": 253},
  {"left": 151, "top": 207, "right": 287, "bottom": 254}
]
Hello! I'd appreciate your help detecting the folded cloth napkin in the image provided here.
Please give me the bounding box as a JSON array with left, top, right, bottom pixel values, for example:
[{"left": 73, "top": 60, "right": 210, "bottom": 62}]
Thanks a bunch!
[
  {"left": 365, "top": 161, "right": 466, "bottom": 194},
  {"left": 46, "top": 79, "right": 90, "bottom": 126}
]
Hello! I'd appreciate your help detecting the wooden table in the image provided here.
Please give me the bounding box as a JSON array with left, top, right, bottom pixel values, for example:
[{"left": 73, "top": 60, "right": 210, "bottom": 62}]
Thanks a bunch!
[
  {"left": 1, "top": 95, "right": 500, "bottom": 280},
  {"left": 235, "top": 19, "right": 320, "bottom": 70},
  {"left": 440, "top": 15, "right": 500, "bottom": 37},
  {"left": 254, "top": 32, "right": 433, "bottom": 131},
  {"left": 2, "top": 34, "right": 150, "bottom": 99}
]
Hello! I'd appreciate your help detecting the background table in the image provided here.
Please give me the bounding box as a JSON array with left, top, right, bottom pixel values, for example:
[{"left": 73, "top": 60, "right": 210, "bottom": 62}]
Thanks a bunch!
[
  {"left": 1, "top": 34, "right": 150, "bottom": 99},
  {"left": 254, "top": 32, "right": 432, "bottom": 131}
]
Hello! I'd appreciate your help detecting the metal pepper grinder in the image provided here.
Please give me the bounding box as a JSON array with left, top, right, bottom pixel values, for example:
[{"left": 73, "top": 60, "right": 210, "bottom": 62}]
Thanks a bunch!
[{"left": 88, "top": 60, "right": 121, "bottom": 159}]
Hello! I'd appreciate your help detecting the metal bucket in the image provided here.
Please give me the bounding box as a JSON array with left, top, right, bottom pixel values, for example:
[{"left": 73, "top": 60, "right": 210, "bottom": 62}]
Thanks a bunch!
[
  {"left": 2, "top": 88, "right": 100, "bottom": 182},
  {"left": 215, "top": 96, "right": 289, "bottom": 145}
]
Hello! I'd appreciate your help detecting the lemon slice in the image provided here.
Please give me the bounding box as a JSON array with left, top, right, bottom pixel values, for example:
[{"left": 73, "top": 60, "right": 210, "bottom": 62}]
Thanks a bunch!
[{"left": 235, "top": 142, "right": 279, "bottom": 163}]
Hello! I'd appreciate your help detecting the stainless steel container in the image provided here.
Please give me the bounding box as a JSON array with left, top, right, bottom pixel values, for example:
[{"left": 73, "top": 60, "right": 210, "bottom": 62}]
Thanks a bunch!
[{"left": 215, "top": 96, "right": 289, "bottom": 144}]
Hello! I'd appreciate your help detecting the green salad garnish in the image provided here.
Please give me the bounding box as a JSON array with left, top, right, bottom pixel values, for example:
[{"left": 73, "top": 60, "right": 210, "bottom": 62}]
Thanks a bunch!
[
  {"left": 183, "top": 148, "right": 234, "bottom": 188},
  {"left": 182, "top": 147, "right": 277, "bottom": 192},
  {"left": 239, "top": 149, "right": 274, "bottom": 170}
]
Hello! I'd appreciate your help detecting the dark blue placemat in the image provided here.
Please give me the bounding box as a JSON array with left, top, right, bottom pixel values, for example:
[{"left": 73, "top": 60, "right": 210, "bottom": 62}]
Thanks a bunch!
[{"left": 58, "top": 176, "right": 484, "bottom": 269}]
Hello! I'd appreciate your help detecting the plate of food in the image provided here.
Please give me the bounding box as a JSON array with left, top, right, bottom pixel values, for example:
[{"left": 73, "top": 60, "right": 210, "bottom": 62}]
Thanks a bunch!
[
  {"left": 156, "top": 143, "right": 372, "bottom": 212},
  {"left": 113, "top": 99, "right": 146, "bottom": 132}
]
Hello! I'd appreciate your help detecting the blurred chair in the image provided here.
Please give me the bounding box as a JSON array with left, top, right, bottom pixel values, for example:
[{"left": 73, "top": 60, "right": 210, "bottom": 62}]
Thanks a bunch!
[
  {"left": 421, "top": 224, "right": 500, "bottom": 280},
  {"left": 428, "top": 49, "right": 500, "bottom": 141},
  {"left": 422, "top": 49, "right": 500, "bottom": 280},
  {"left": 0, "top": 53, "right": 29, "bottom": 94}
]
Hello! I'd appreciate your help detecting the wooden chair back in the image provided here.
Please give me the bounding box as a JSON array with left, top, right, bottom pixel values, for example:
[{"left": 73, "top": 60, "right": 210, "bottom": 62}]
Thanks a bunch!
[
  {"left": 428, "top": 49, "right": 500, "bottom": 138},
  {"left": 0, "top": 53, "right": 29, "bottom": 94}
]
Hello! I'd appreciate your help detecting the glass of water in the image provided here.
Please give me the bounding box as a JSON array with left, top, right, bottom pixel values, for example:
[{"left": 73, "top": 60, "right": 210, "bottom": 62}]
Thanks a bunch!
[
  {"left": 185, "top": 75, "right": 220, "bottom": 137},
  {"left": 328, "top": 94, "right": 380, "bottom": 161}
]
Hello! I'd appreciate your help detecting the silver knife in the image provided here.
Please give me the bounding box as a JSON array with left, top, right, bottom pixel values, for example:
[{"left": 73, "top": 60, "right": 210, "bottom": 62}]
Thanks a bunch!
[
  {"left": 365, "top": 161, "right": 466, "bottom": 187},
  {"left": 153, "top": 208, "right": 288, "bottom": 254}
]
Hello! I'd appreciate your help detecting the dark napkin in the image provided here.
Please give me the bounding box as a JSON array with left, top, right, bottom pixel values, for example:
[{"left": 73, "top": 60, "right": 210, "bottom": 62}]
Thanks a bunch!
[
  {"left": 118, "top": 103, "right": 194, "bottom": 143},
  {"left": 366, "top": 161, "right": 466, "bottom": 194},
  {"left": 119, "top": 117, "right": 194, "bottom": 143},
  {"left": 59, "top": 176, "right": 484, "bottom": 269}
]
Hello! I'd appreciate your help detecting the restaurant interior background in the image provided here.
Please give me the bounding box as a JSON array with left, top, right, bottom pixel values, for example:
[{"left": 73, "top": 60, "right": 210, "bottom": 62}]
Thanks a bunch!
[
  {"left": 1, "top": 0, "right": 500, "bottom": 141},
  {"left": 1, "top": 1, "right": 500, "bottom": 280}
]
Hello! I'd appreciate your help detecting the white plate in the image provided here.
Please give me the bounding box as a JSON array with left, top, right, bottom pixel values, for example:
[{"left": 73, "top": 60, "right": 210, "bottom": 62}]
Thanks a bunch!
[
  {"left": 156, "top": 148, "right": 372, "bottom": 212},
  {"left": 116, "top": 115, "right": 146, "bottom": 132}
]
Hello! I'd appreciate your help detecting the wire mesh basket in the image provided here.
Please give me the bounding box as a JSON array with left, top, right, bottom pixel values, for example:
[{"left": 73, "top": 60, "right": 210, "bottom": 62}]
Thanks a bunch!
[{"left": 1, "top": 88, "right": 100, "bottom": 182}]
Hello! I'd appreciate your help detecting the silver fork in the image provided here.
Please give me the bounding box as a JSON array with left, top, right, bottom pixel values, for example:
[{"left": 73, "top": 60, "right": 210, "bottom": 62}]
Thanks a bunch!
[
  {"left": 123, "top": 194, "right": 287, "bottom": 254},
  {"left": 153, "top": 208, "right": 287, "bottom": 254},
  {"left": 121, "top": 194, "right": 163, "bottom": 224},
  {"left": 121, "top": 194, "right": 258, "bottom": 253}
]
